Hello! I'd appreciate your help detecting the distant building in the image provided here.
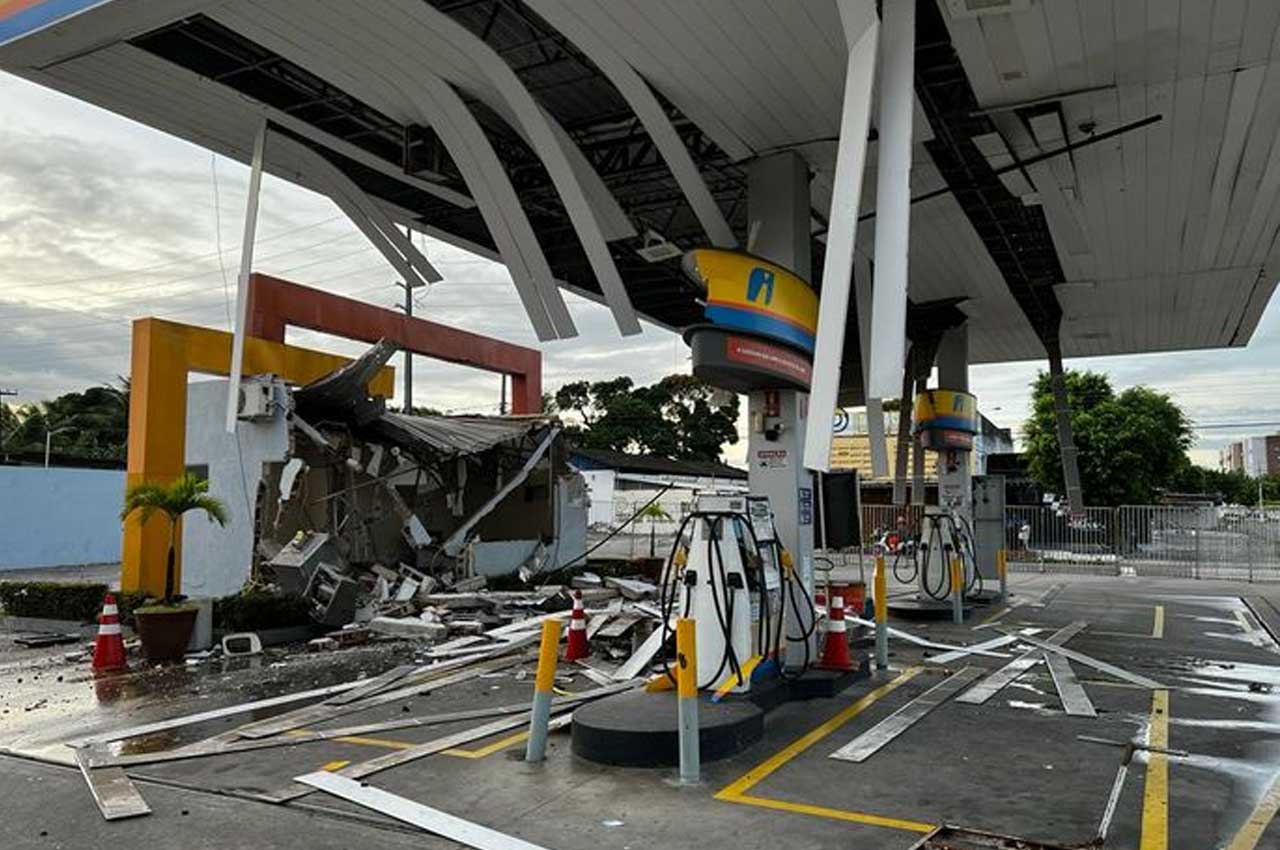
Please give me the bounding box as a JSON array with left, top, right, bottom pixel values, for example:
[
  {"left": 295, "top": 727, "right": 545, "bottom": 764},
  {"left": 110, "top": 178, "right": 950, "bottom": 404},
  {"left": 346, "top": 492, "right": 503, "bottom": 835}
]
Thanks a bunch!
[
  {"left": 568, "top": 447, "right": 747, "bottom": 527},
  {"left": 828, "top": 407, "right": 1014, "bottom": 480},
  {"left": 1220, "top": 435, "right": 1280, "bottom": 476}
]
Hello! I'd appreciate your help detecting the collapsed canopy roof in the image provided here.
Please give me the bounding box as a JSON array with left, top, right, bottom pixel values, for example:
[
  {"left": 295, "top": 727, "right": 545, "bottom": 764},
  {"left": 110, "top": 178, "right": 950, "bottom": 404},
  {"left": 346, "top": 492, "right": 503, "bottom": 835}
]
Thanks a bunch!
[{"left": 3, "top": 0, "right": 1275, "bottom": 373}]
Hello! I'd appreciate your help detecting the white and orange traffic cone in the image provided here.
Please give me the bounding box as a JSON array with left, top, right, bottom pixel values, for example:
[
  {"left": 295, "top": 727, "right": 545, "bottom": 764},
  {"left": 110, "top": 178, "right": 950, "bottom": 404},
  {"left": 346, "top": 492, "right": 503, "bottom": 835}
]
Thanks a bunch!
[
  {"left": 564, "top": 590, "right": 589, "bottom": 661},
  {"left": 816, "top": 585, "right": 853, "bottom": 671},
  {"left": 92, "top": 593, "right": 128, "bottom": 674}
]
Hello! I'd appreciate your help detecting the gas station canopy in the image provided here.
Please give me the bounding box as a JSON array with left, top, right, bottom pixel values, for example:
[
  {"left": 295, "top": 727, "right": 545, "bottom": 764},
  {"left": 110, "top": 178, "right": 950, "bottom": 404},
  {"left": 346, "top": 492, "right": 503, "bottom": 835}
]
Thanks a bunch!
[{"left": 2, "top": 0, "right": 1277, "bottom": 371}]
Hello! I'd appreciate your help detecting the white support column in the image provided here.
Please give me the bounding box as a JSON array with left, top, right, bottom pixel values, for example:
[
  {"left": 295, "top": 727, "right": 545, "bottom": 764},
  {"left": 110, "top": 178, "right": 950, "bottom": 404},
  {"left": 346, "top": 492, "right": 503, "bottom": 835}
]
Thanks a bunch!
[
  {"left": 865, "top": 0, "right": 916, "bottom": 401},
  {"left": 802, "top": 8, "right": 879, "bottom": 472},
  {"left": 745, "top": 151, "right": 815, "bottom": 669},
  {"left": 224, "top": 120, "right": 267, "bottom": 435}
]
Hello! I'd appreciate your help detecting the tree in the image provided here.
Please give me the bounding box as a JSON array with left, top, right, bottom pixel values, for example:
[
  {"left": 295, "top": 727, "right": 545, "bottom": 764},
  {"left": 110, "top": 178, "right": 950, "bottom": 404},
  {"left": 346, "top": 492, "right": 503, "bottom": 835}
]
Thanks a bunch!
[
  {"left": 5, "top": 382, "right": 129, "bottom": 461},
  {"left": 1023, "top": 370, "right": 1192, "bottom": 506},
  {"left": 553, "top": 374, "right": 739, "bottom": 462},
  {"left": 121, "top": 473, "right": 228, "bottom": 604}
]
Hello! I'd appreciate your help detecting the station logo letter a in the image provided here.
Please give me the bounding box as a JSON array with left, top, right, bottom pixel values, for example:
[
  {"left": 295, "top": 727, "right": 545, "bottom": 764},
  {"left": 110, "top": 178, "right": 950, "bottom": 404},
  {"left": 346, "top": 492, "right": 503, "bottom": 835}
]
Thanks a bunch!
[{"left": 747, "top": 267, "right": 775, "bottom": 305}]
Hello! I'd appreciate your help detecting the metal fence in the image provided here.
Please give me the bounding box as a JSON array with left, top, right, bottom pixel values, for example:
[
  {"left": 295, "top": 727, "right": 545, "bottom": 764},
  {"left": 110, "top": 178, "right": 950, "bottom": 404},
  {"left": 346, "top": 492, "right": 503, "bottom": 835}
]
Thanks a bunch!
[
  {"left": 1003, "top": 505, "right": 1280, "bottom": 582},
  {"left": 859, "top": 503, "right": 1280, "bottom": 582}
]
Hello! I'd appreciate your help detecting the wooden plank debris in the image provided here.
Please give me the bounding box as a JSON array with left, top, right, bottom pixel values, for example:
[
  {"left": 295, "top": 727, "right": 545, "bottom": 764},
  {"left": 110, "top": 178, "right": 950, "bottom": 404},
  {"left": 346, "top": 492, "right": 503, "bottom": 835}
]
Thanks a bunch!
[{"left": 829, "top": 667, "right": 985, "bottom": 763}]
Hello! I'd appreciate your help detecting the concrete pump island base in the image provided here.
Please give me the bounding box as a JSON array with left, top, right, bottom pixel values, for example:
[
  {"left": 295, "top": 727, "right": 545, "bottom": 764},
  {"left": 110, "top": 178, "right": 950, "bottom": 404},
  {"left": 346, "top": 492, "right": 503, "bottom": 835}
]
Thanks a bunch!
[{"left": 2, "top": 571, "right": 1279, "bottom": 850}]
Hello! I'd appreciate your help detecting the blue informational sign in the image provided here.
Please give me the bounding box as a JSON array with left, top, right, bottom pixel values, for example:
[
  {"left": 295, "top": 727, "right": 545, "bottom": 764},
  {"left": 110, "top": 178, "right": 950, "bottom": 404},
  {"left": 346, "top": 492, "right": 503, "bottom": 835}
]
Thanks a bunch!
[{"left": 798, "top": 488, "right": 813, "bottom": 526}]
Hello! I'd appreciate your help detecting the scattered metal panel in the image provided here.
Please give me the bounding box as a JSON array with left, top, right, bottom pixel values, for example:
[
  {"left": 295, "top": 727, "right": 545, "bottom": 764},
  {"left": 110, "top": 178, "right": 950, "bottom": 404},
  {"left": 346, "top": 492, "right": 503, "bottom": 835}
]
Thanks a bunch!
[
  {"left": 1043, "top": 652, "right": 1096, "bottom": 718},
  {"left": 234, "top": 649, "right": 530, "bottom": 740},
  {"left": 74, "top": 747, "right": 151, "bottom": 821},
  {"left": 69, "top": 680, "right": 364, "bottom": 747},
  {"left": 846, "top": 616, "right": 1011, "bottom": 659},
  {"left": 96, "top": 682, "right": 637, "bottom": 769},
  {"left": 325, "top": 663, "right": 418, "bottom": 706},
  {"left": 956, "top": 621, "right": 1087, "bottom": 705},
  {"left": 829, "top": 667, "right": 984, "bottom": 763},
  {"left": 297, "top": 772, "right": 552, "bottom": 850},
  {"left": 926, "top": 628, "right": 1041, "bottom": 665},
  {"left": 263, "top": 713, "right": 575, "bottom": 805},
  {"left": 1005, "top": 631, "right": 1166, "bottom": 689},
  {"left": 375, "top": 414, "right": 550, "bottom": 457},
  {"left": 613, "top": 623, "right": 668, "bottom": 681},
  {"left": 293, "top": 338, "right": 399, "bottom": 424},
  {"left": 441, "top": 426, "right": 561, "bottom": 556}
]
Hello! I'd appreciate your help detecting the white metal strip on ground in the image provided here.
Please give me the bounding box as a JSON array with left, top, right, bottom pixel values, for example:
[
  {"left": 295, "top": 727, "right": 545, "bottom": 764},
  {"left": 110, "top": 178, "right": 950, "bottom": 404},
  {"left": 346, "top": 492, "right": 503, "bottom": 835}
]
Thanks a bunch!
[
  {"left": 926, "top": 628, "right": 1042, "bottom": 665},
  {"left": 70, "top": 680, "right": 364, "bottom": 747},
  {"left": 829, "top": 667, "right": 984, "bottom": 763},
  {"left": 846, "top": 617, "right": 1011, "bottom": 659},
  {"left": 74, "top": 747, "right": 151, "bottom": 821},
  {"left": 956, "top": 621, "right": 1087, "bottom": 705},
  {"left": 324, "top": 664, "right": 418, "bottom": 706},
  {"left": 1006, "top": 632, "right": 1165, "bottom": 689},
  {"left": 1043, "top": 651, "right": 1097, "bottom": 717},
  {"left": 235, "top": 649, "right": 530, "bottom": 740},
  {"left": 298, "top": 771, "right": 552, "bottom": 850},
  {"left": 613, "top": 623, "right": 669, "bottom": 680}
]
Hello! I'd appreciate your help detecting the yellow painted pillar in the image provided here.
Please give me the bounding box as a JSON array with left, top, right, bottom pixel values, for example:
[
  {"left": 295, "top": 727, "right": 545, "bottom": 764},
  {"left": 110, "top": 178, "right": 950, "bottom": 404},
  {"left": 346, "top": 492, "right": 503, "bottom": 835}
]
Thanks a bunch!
[{"left": 525, "top": 619, "right": 562, "bottom": 762}]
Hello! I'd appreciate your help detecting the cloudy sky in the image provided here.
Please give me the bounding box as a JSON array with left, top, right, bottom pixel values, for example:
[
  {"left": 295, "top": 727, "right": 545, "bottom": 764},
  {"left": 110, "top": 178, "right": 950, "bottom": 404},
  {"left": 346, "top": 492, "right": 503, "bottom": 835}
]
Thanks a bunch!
[{"left": 3, "top": 70, "right": 1279, "bottom": 468}]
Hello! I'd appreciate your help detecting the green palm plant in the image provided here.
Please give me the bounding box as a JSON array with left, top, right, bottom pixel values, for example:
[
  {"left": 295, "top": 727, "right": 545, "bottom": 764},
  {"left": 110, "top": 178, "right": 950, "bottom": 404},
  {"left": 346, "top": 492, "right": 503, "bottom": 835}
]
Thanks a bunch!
[
  {"left": 639, "top": 501, "right": 672, "bottom": 558},
  {"left": 121, "top": 473, "right": 228, "bottom": 605}
]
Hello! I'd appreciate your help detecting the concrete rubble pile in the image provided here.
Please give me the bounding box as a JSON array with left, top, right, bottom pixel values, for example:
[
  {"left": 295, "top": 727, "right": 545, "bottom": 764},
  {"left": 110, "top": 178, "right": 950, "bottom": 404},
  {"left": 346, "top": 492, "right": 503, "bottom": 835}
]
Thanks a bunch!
[{"left": 250, "top": 339, "right": 597, "bottom": 642}]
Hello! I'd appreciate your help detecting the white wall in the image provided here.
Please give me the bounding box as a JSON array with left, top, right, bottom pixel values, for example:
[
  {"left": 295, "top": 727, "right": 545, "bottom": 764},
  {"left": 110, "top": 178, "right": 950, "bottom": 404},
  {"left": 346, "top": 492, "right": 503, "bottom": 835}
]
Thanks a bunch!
[
  {"left": 181, "top": 379, "right": 289, "bottom": 598},
  {"left": 0, "top": 467, "right": 124, "bottom": 569}
]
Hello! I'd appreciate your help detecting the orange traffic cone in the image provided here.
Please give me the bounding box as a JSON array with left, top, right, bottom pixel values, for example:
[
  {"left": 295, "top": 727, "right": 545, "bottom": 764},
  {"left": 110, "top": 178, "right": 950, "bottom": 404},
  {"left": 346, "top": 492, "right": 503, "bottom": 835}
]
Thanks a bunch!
[
  {"left": 817, "top": 585, "right": 853, "bottom": 671},
  {"left": 814, "top": 587, "right": 828, "bottom": 638},
  {"left": 564, "top": 590, "right": 589, "bottom": 661},
  {"left": 92, "top": 593, "right": 128, "bottom": 674}
]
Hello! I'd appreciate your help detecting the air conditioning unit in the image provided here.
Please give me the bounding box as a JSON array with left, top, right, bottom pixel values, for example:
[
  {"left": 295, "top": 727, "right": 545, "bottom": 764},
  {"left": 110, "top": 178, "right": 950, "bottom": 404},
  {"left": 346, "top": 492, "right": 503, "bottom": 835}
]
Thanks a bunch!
[
  {"left": 237, "top": 377, "right": 275, "bottom": 421},
  {"left": 635, "top": 230, "right": 683, "bottom": 263},
  {"left": 945, "top": 0, "right": 1031, "bottom": 19}
]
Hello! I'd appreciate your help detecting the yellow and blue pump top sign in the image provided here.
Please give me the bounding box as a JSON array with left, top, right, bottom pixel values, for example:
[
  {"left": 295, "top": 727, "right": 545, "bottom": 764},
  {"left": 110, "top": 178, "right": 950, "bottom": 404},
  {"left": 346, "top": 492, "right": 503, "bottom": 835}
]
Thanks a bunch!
[
  {"left": 682, "top": 248, "right": 818, "bottom": 355},
  {"left": 0, "top": 0, "right": 110, "bottom": 46},
  {"left": 914, "top": 389, "right": 979, "bottom": 434}
]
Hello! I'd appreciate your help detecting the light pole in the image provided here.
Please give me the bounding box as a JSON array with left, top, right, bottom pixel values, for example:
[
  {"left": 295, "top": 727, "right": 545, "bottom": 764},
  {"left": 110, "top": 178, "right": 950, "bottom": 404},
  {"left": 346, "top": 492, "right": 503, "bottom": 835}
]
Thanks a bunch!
[
  {"left": 44, "top": 425, "right": 72, "bottom": 468},
  {"left": 393, "top": 228, "right": 430, "bottom": 414}
]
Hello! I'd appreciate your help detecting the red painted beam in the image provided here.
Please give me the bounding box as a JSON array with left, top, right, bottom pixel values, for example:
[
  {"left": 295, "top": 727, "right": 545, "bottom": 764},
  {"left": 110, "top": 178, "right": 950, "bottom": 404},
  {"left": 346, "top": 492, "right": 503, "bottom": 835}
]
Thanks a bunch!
[{"left": 246, "top": 273, "right": 541, "bottom": 413}]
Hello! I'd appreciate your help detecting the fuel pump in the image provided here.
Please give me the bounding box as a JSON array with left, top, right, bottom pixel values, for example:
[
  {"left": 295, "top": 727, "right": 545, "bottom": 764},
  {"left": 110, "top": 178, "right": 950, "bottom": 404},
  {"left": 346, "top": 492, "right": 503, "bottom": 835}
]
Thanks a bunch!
[{"left": 658, "top": 493, "right": 815, "bottom": 693}]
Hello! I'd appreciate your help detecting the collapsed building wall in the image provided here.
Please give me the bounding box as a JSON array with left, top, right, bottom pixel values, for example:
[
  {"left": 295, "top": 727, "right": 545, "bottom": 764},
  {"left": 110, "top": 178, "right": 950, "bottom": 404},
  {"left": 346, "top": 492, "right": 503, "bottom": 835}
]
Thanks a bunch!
[{"left": 181, "top": 339, "right": 585, "bottom": 626}]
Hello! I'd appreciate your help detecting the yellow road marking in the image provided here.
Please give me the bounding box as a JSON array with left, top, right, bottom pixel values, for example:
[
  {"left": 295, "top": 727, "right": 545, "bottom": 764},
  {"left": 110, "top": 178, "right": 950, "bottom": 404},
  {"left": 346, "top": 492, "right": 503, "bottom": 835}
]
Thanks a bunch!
[
  {"left": 1097, "top": 604, "right": 1165, "bottom": 640},
  {"left": 330, "top": 734, "right": 415, "bottom": 750},
  {"left": 1226, "top": 774, "right": 1280, "bottom": 850},
  {"left": 442, "top": 730, "right": 529, "bottom": 759},
  {"left": 714, "top": 667, "right": 930, "bottom": 833},
  {"left": 320, "top": 759, "right": 350, "bottom": 772},
  {"left": 731, "top": 793, "right": 934, "bottom": 833},
  {"left": 715, "top": 666, "right": 921, "bottom": 800},
  {"left": 1140, "top": 690, "right": 1169, "bottom": 850}
]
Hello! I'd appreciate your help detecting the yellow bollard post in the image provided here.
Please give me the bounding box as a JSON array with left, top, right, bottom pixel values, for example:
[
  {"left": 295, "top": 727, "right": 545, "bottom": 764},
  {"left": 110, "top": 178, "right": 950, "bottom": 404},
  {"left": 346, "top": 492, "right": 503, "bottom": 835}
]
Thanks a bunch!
[
  {"left": 997, "top": 548, "right": 1008, "bottom": 601},
  {"left": 950, "top": 556, "right": 964, "bottom": 624},
  {"left": 676, "top": 618, "right": 699, "bottom": 784},
  {"left": 874, "top": 553, "right": 888, "bottom": 669},
  {"left": 525, "top": 619, "right": 561, "bottom": 762}
]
